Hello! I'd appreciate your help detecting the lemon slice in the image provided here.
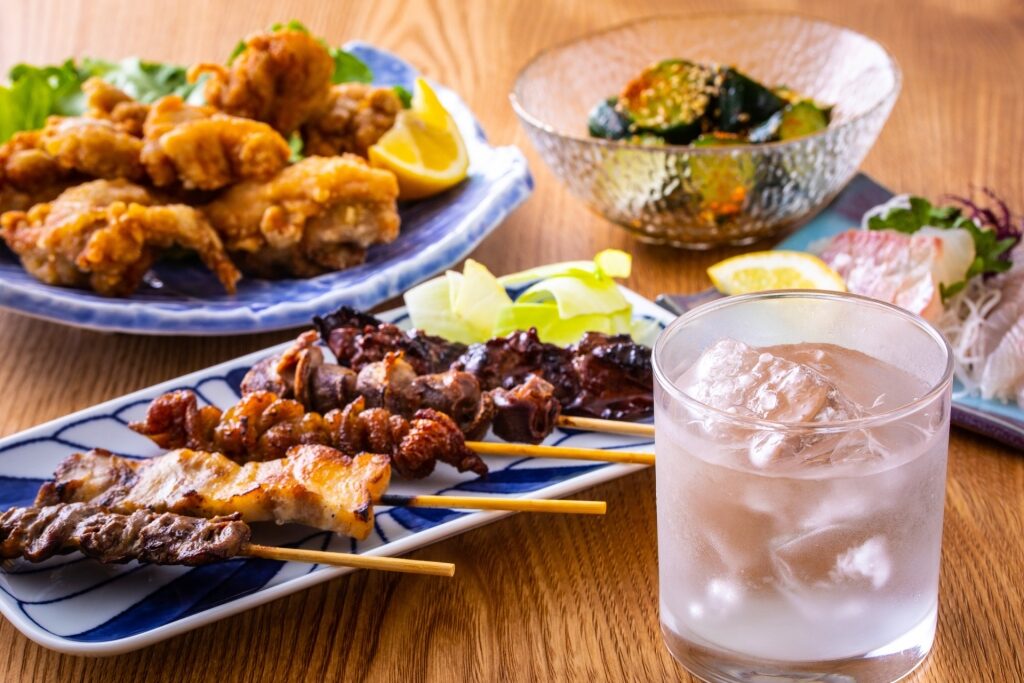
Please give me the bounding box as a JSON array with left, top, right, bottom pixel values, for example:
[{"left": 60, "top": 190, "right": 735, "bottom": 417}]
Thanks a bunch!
[
  {"left": 368, "top": 77, "right": 469, "bottom": 200},
  {"left": 707, "top": 250, "right": 846, "bottom": 295}
]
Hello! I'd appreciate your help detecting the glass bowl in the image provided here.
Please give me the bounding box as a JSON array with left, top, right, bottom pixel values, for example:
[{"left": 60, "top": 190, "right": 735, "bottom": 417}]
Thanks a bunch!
[{"left": 510, "top": 13, "right": 901, "bottom": 248}]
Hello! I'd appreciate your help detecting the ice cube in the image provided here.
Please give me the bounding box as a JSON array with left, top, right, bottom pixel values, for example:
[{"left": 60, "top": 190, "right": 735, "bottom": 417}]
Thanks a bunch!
[
  {"left": 678, "top": 339, "right": 864, "bottom": 467},
  {"left": 771, "top": 526, "right": 891, "bottom": 619}
]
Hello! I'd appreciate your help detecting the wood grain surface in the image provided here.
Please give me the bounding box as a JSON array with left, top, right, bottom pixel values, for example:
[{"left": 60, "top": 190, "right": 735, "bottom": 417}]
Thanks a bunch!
[{"left": 1, "top": 0, "right": 1022, "bottom": 681}]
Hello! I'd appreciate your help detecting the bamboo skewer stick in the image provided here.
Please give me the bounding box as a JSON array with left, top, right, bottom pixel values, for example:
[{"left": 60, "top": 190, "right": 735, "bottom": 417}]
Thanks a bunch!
[
  {"left": 556, "top": 415, "right": 656, "bottom": 439},
  {"left": 379, "top": 494, "right": 606, "bottom": 515},
  {"left": 467, "top": 441, "right": 653, "bottom": 466},
  {"left": 243, "top": 543, "right": 455, "bottom": 577}
]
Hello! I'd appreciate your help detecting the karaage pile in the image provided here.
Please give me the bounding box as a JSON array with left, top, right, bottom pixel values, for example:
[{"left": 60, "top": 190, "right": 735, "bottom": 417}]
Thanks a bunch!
[
  {"left": 0, "top": 27, "right": 405, "bottom": 297},
  {"left": 1, "top": 180, "right": 239, "bottom": 296}
]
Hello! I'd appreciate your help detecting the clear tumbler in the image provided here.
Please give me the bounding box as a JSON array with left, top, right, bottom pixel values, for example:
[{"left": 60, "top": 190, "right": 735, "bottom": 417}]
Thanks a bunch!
[{"left": 652, "top": 291, "right": 953, "bottom": 682}]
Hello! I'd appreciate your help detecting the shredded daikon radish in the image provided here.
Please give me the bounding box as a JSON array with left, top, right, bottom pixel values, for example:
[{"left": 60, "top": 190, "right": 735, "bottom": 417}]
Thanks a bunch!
[{"left": 937, "top": 277, "right": 1004, "bottom": 397}]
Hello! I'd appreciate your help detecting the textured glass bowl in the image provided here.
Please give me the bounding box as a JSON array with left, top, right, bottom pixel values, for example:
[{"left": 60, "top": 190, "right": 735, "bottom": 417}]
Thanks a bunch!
[{"left": 510, "top": 14, "right": 901, "bottom": 248}]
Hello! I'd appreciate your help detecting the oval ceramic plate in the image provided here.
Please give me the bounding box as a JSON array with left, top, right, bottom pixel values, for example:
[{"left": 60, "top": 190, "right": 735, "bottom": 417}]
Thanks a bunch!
[
  {"left": 0, "top": 43, "right": 533, "bottom": 335},
  {"left": 0, "top": 289, "right": 668, "bottom": 655}
]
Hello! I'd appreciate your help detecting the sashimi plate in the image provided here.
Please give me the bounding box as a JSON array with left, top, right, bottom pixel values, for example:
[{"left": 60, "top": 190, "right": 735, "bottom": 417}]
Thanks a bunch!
[
  {"left": 658, "top": 173, "right": 1024, "bottom": 451},
  {"left": 0, "top": 43, "right": 533, "bottom": 335},
  {"left": 0, "top": 290, "right": 668, "bottom": 655}
]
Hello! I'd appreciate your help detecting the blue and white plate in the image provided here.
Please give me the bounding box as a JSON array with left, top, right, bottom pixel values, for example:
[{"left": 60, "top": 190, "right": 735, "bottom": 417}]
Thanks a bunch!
[
  {"left": 0, "top": 290, "right": 668, "bottom": 655},
  {"left": 658, "top": 173, "right": 1024, "bottom": 452},
  {"left": 0, "top": 43, "right": 533, "bottom": 335}
]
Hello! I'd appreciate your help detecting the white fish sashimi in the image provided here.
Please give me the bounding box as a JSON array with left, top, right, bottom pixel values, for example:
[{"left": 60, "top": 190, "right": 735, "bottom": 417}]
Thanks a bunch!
[
  {"left": 977, "top": 270, "right": 1024, "bottom": 357},
  {"left": 818, "top": 230, "right": 944, "bottom": 321},
  {"left": 978, "top": 269, "right": 1024, "bottom": 401}
]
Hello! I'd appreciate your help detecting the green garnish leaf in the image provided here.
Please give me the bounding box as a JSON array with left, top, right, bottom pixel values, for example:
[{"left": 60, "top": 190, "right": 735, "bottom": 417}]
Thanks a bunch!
[
  {"left": 869, "top": 195, "right": 1018, "bottom": 300},
  {"left": 393, "top": 85, "right": 413, "bottom": 108},
  {"left": 330, "top": 48, "right": 373, "bottom": 84},
  {"left": 270, "top": 20, "right": 310, "bottom": 33},
  {"left": 228, "top": 40, "right": 247, "bottom": 64}
]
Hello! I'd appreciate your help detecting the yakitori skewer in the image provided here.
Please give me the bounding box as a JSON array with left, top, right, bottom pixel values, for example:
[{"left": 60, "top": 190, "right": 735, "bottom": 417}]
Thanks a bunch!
[
  {"left": 466, "top": 441, "right": 653, "bottom": 466},
  {"left": 0, "top": 503, "right": 455, "bottom": 576},
  {"left": 246, "top": 307, "right": 655, "bottom": 446},
  {"left": 242, "top": 544, "right": 455, "bottom": 576},
  {"left": 313, "top": 306, "right": 654, "bottom": 423},
  {"left": 555, "top": 415, "right": 656, "bottom": 439},
  {"left": 131, "top": 389, "right": 654, "bottom": 475},
  {"left": 378, "top": 494, "right": 606, "bottom": 515},
  {"left": 37, "top": 446, "right": 607, "bottom": 542}
]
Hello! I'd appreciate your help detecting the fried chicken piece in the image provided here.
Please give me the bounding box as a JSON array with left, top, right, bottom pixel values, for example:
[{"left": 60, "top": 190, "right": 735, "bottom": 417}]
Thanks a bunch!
[
  {"left": 83, "top": 78, "right": 150, "bottom": 137},
  {"left": 302, "top": 83, "right": 401, "bottom": 158},
  {"left": 140, "top": 96, "right": 291, "bottom": 190},
  {"left": 202, "top": 155, "right": 400, "bottom": 277},
  {"left": 0, "top": 131, "right": 73, "bottom": 213},
  {"left": 40, "top": 115, "right": 145, "bottom": 180},
  {"left": 189, "top": 29, "right": 335, "bottom": 136},
  {"left": 0, "top": 179, "right": 240, "bottom": 295}
]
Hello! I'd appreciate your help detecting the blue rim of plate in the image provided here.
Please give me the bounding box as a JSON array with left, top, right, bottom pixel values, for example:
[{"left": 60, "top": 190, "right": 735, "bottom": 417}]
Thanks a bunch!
[
  {"left": 0, "top": 288, "right": 667, "bottom": 656},
  {"left": 0, "top": 43, "right": 533, "bottom": 335}
]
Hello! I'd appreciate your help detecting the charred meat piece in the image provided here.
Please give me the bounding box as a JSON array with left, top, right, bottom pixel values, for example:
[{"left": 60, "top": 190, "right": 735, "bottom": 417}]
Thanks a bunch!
[
  {"left": 239, "top": 330, "right": 356, "bottom": 414},
  {"left": 330, "top": 397, "right": 485, "bottom": 479},
  {"left": 454, "top": 328, "right": 579, "bottom": 405},
  {"left": 0, "top": 503, "right": 249, "bottom": 566},
  {"left": 567, "top": 332, "right": 654, "bottom": 420},
  {"left": 131, "top": 389, "right": 333, "bottom": 462},
  {"left": 38, "top": 446, "right": 391, "bottom": 540},
  {"left": 490, "top": 375, "right": 561, "bottom": 443},
  {"left": 315, "top": 307, "right": 654, "bottom": 421},
  {"left": 131, "top": 389, "right": 488, "bottom": 478},
  {"left": 354, "top": 352, "right": 495, "bottom": 440},
  {"left": 315, "top": 306, "right": 467, "bottom": 374}
]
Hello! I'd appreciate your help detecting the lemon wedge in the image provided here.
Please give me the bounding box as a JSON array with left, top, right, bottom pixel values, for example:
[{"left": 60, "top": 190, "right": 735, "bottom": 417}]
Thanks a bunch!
[
  {"left": 368, "top": 77, "right": 469, "bottom": 200},
  {"left": 707, "top": 250, "right": 846, "bottom": 295}
]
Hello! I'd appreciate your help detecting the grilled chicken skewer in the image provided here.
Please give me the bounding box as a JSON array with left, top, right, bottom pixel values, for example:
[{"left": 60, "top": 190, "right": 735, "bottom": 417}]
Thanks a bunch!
[
  {"left": 38, "top": 446, "right": 390, "bottom": 540},
  {"left": 0, "top": 502, "right": 455, "bottom": 576},
  {"left": 130, "top": 389, "right": 655, "bottom": 475},
  {"left": 313, "top": 306, "right": 655, "bottom": 421},
  {"left": 243, "top": 331, "right": 563, "bottom": 445},
  {"left": 130, "top": 389, "right": 487, "bottom": 478},
  {"left": 38, "top": 446, "right": 606, "bottom": 542}
]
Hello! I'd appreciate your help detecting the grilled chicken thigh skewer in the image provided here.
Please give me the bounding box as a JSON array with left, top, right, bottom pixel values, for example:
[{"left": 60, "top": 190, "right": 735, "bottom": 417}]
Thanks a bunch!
[{"left": 37, "top": 446, "right": 606, "bottom": 542}]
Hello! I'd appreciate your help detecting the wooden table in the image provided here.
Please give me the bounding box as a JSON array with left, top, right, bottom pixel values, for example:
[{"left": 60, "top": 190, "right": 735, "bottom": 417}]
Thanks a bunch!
[{"left": 1, "top": 0, "right": 1022, "bottom": 680}]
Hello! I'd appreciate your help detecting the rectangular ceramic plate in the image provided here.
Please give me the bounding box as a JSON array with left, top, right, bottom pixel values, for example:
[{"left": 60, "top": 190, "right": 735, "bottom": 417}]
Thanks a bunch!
[
  {"left": 658, "top": 173, "right": 1024, "bottom": 452},
  {"left": 0, "top": 290, "right": 669, "bottom": 655}
]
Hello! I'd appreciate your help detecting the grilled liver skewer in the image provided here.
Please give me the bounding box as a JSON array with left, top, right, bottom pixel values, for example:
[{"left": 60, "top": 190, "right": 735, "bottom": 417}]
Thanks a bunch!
[{"left": 313, "top": 306, "right": 655, "bottom": 421}]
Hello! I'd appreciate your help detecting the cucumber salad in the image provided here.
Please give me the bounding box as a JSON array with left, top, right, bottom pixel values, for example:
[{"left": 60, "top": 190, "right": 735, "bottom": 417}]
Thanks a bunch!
[{"left": 588, "top": 59, "right": 831, "bottom": 146}]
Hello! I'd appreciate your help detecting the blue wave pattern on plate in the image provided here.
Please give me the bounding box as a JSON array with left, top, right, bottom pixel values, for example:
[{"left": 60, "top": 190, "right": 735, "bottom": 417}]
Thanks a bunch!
[
  {"left": 658, "top": 174, "right": 1024, "bottom": 451},
  {"left": 0, "top": 294, "right": 666, "bottom": 652},
  {"left": 0, "top": 43, "right": 533, "bottom": 335}
]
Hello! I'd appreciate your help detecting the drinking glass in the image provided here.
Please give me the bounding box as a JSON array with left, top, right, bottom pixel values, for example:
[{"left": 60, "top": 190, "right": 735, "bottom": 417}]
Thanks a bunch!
[{"left": 652, "top": 291, "right": 953, "bottom": 682}]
